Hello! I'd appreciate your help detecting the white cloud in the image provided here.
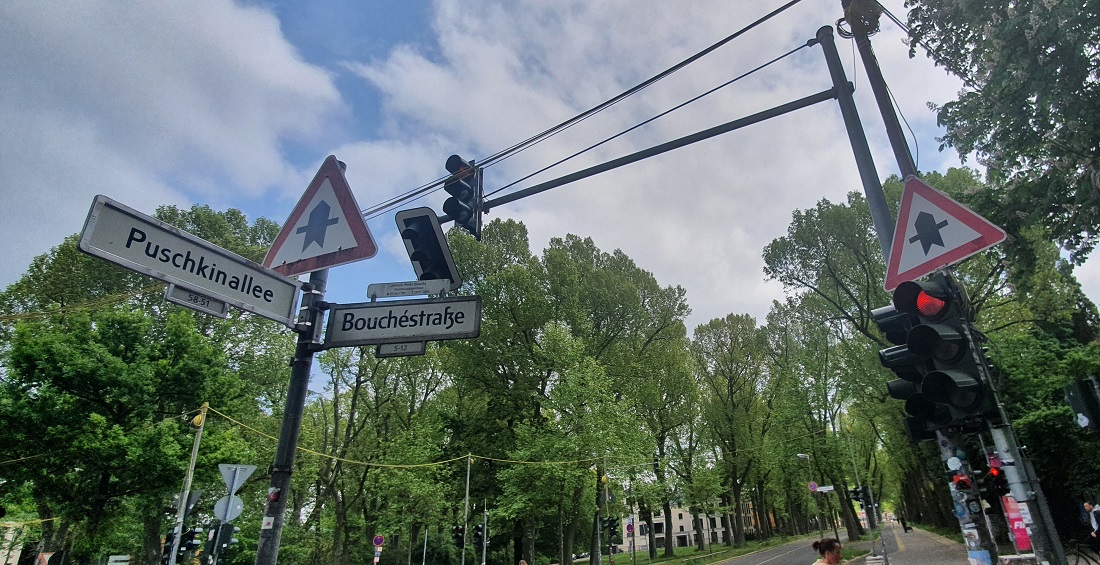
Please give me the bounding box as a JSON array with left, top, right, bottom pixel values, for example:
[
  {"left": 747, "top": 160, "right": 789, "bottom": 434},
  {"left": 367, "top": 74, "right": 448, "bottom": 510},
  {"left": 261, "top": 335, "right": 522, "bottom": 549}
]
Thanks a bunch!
[{"left": 0, "top": 0, "right": 344, "bottom": 287}]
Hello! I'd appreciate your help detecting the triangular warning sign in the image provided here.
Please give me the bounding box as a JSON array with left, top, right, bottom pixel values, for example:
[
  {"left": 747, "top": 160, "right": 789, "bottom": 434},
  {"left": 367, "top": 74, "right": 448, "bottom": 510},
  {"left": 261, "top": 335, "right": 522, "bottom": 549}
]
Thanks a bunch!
[
  {"left": 884, "top": 176, "right": 1006, "bottom": 291},
  {"left": 264, "top": 156, "right": 378, "bottom": 276}
]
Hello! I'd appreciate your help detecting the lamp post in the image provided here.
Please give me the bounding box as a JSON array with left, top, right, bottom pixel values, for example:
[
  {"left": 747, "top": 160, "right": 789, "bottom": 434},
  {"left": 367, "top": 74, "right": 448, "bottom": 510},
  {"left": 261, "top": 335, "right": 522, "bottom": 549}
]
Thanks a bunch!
[{"left": 796, "top": 454, "right": 825, "bottom": 540}]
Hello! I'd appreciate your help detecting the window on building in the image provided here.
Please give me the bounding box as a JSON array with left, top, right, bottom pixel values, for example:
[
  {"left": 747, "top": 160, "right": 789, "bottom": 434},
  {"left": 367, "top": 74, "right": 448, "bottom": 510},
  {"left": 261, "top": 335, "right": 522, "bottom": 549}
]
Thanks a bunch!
[
  {"left": 654, "top": 523, "right": 664, "bottom": 535},
  {"left": 677, "top": 512, "right": 683, "bottom": 520},
  {"left": 679, "top": 525, "right": 684, "bottom": 532},
  {"left": 710, "top": 517, "right": 717, "bottom": 529}
]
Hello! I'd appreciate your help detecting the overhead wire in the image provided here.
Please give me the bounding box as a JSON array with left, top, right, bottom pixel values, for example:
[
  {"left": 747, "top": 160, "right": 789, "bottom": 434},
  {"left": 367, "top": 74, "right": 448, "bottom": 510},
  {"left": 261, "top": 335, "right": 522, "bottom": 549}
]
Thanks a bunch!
[
  {"left": 485, "top": 42, "right": 813, "bottom": 199},
  {"left": 358, "top": 0, "right": 811, "bottom": 220}
]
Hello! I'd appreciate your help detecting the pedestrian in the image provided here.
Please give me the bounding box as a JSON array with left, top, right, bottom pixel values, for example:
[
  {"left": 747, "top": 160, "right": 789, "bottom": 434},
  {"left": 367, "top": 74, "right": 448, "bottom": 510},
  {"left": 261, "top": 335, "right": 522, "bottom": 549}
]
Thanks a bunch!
[
  {"left": 811, "top": 537, "right": 842, "bottom": 565},
  {"left": 1084, "top": 501, "right": 1100, "bottom": 550}
]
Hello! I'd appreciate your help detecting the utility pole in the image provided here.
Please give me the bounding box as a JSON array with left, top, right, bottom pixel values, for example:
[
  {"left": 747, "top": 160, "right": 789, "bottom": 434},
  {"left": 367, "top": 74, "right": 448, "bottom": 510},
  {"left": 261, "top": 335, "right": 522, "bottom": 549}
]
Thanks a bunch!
[
  {"left": 168, "top": 403, "right": 208, "bottom": 565},
  {"left": 254, "top": 266, "right": 328, "bottom": 565}
]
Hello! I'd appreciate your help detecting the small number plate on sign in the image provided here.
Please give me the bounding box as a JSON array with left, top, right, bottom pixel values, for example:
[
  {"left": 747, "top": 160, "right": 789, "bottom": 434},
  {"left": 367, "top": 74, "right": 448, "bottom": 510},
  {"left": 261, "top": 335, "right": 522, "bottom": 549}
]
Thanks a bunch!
[{"left": 165, "top": 284, "right": 230, "bottom": 318}]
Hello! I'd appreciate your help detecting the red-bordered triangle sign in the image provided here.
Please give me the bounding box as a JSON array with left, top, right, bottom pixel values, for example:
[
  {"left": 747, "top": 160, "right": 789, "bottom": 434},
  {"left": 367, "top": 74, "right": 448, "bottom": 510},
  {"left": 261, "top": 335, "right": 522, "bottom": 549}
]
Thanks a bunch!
[
  {"left": 264, "top": 155, "right": 377, "bottom": 276},
  {"left": 884, "top": 176, "right": 1006, "bottom": 291}
]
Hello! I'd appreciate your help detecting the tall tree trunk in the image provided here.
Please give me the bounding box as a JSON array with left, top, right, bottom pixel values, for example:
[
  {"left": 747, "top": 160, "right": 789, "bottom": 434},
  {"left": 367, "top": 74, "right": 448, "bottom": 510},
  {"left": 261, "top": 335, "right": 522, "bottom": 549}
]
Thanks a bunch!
[
  {"left": 731, "top": 482, "right": 746, "bottom": 545},
  {"left": 662, "top": 500, "right": 675, "bottom": 557},
  {"left": 692, "top": 510, "right": 705, "bottom": 550}
]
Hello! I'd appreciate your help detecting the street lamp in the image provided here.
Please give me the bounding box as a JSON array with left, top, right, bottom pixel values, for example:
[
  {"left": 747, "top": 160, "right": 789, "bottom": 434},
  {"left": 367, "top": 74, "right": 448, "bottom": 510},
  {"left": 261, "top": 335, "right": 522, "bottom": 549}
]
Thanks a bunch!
[{"left": 795, "top": 454, "right": 824, "bottom": 539}]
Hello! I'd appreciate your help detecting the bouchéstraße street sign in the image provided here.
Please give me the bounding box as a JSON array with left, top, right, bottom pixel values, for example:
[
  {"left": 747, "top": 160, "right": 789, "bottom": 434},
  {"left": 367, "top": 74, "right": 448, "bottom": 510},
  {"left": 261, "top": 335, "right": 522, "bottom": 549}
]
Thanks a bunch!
[
  {"left": 78, "top": 195, "right": 301, "bottom": 327},
  {"left": 324, "top": 296, "right": 481, "bottom": 348},
  {"left": 884, "top": 176, "right": 1006, "bottom": 291}
]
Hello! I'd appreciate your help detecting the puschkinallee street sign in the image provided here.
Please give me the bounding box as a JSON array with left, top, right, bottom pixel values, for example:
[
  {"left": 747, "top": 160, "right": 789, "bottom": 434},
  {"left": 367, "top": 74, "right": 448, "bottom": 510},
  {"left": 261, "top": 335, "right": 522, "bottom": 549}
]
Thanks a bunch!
[
  {"left": 324, "top": 296, "right": 481, "bottom": 348},
  {"left": 78, "top": 195, "right": 301, "bottom": 327}
]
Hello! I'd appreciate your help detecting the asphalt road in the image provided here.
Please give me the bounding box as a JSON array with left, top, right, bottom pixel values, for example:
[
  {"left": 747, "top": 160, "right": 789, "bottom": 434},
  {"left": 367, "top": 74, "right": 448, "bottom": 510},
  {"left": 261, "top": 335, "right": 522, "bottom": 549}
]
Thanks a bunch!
[{"left": 702, "top": 521, "right": 970, "bottom": 565}]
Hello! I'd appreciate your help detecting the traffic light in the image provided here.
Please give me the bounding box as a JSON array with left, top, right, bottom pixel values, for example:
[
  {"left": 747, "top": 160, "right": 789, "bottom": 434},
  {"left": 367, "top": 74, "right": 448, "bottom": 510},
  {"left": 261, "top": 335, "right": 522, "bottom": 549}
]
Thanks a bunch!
[
  {"left": 978, "top": 464, "right": 1010, "bottom": 497},
  {"left": 952, "top": 473, "right": 973, "bottom": 491},
  {"left": 473, "top": 524, "right": 484, "bottom": 546},
  {"left": 395, "top": 207, "right": 462, "bottom": 291},
  {"left": 608, "top": 517, "right": 620, "bottom": 537},
  {"left": 848, "top": 487, "right": 863, "bottom": 503},
  {"left": 451, "top": 525, "right": 465, "bottom": 548},
  {"left": 162, "top": 531, "right": 177, "bottom": 565},
  {"left": 874, "top": 304, "right": 942, "bottom": 441},
  {"left": 443, "top": 155, "right": 482, "bottom": 240},
  {"left": 877, "top": 273, "right": 994, "bottom": 439},
  {"left": 218, "top": 523, "right": 240, "bottom": 550},
  {"left": 181, "top": 527, "right": 203, "bottom": 553}
]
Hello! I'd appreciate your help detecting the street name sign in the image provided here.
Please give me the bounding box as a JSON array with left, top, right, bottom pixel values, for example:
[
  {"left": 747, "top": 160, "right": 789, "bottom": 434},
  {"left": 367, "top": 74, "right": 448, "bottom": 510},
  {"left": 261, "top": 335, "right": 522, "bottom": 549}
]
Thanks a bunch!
[
  {"left": 884, "top": 176, "right": 1006, "bottom": 290},
  {"left": 165, "top": 283, "right": 229, "bottom": 318},
  {"left": 324, "top": 296, "right": 482, "bottom": 348},
  {"left": 816, "top": 485, "right": 835, "bottom": 493},
  {"left": 367, "top": 279, "right": 449, "bottom": 299},
  {"left": 264, "top": 155, "right": 378, "bottom": 276},
  {"left": 78, "top": 195, "right": 300, "bottom": 327}
]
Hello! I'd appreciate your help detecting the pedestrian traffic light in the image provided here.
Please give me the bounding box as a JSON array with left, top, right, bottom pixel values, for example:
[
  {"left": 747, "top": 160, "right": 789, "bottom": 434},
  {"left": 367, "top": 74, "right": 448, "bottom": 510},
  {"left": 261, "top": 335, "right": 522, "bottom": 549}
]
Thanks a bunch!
[
  {"left": 443, "top": 154, "right": 482, "bottom": 240},
  {"left": 473, "top": 524, "right": 484, "bottom": 546},
  {"left": 395, "top": 207, "right": 462, "bottom": 292},
  {"left": 451, "top": 525, "right": 465, "bottom": 548}
]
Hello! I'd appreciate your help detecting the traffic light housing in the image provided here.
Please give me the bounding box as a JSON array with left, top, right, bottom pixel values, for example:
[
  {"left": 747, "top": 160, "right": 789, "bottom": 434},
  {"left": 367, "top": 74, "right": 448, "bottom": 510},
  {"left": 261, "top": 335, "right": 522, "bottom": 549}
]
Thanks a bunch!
[
  {"left": 608, "top": 517, "right": 620, "bottom": 537},
  {"left": 395, "top": 207, "right": 462, "bottom": 292},
  {"left": 162, "top": 531, "right": 177, "bottom": 565},
  {"left": 451, "top": 525, "right": 465, "bottom": 548},
  {"left": 473, "top": 524, "right": 484, "bottom": 546},
  {"left": 181, "top": 527, "right": 203, "bottom": 553},
  {"left": 443, "top": 155, "right": 482, "bottom": 240},
  {"left": 876, "top": 273, "right": 995, "bottom": 439}
]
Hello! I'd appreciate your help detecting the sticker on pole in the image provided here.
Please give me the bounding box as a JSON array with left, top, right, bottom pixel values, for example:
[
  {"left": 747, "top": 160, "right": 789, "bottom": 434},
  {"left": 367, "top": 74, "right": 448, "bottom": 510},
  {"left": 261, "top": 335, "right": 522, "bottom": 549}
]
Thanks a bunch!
[{"left": 884, "top": 176, "right": 1006, "bottom": 291}]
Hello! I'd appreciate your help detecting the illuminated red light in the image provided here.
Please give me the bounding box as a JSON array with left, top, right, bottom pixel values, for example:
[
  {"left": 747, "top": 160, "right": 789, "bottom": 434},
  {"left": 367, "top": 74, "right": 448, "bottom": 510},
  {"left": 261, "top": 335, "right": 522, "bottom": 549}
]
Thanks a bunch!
[{"left": 915, "top": 291, "right": 947, "bottom": 318}]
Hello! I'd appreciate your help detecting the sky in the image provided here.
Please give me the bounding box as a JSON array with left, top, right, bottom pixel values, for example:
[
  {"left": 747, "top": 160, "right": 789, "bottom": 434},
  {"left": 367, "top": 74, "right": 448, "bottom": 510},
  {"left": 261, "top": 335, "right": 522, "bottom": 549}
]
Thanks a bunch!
[{"left": 4, "top": 0, "right": 1099, "bottom": 333}]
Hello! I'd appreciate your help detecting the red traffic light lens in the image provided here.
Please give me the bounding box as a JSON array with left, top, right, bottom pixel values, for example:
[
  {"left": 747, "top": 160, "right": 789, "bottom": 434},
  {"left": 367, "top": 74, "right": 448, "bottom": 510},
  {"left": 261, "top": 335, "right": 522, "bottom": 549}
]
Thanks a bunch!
[
  {"left": 989, "top": 467, "right": 1002, "bottom": 478},
  {"left": 915, "top": 291, "right": 947, "bottom": 319}
]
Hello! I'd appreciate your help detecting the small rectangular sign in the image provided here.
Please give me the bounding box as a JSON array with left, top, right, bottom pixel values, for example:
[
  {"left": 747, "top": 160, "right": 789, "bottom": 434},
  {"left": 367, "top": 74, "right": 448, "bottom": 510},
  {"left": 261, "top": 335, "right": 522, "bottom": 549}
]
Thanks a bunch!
[
  {"left": 78, "top": 195, "right": 300, "bottom": 327},
  {"left": 376, "top": 342, "right": 427, "bottom": 358},
  {"left": 165, "top": 283, "right": 230, "bottom": 318},
  {"left": 324, "top": 296, "right": 481, "bottom": 348},
  {"left": 367, "top": 279, "right": 449, "bottom": 299}
]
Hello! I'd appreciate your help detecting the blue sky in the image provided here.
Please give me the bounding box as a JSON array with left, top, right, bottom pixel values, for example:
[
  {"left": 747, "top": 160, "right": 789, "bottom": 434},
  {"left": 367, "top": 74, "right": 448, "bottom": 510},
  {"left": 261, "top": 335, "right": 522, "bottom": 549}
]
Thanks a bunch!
[{"left": 4, "top": 0, "right": 1093, "bottom": 332}]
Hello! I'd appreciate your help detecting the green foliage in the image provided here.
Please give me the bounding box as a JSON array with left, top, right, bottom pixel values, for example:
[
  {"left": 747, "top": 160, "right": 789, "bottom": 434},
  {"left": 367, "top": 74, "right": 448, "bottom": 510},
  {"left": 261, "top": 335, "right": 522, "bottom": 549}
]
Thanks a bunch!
[{"left": 905, "top": 0, "right": 1100, "bottom": 259}]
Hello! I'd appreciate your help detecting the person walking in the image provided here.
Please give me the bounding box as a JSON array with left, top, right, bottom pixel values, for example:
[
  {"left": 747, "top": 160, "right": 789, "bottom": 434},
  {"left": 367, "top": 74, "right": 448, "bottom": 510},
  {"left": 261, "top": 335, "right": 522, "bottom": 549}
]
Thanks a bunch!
[
  {"left": 1084, "top": 501, "right": 1100, "bottom": 550},
  {"left": 811, "top": 538, "right": 842, "bottom": 565}
]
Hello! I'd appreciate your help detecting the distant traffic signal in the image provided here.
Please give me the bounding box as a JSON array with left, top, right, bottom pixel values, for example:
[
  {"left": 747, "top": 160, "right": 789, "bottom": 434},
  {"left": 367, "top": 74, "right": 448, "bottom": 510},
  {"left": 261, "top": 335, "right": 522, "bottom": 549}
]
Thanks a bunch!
[
  {"left": 473, "top": 524, "right": 484, "bottom": 546},
  {"left": 451, "top": 525, "right": 465, "bottom": 548},
  {"left": 395, "top": 207, "right": 462, "bottom": 292},
  {"left": 443, "top": 155, "right": 482, "bottom": 240},
  {"left": 608, "top": 517, "right": 620, "bottom": 537}
]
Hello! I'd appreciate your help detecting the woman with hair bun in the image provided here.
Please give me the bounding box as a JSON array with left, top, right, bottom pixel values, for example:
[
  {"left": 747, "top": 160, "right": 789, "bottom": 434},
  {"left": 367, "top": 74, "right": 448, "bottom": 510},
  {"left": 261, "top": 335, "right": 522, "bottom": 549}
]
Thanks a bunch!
[{"left": 811, "top": 537, "right": 843, "bottom": 564}]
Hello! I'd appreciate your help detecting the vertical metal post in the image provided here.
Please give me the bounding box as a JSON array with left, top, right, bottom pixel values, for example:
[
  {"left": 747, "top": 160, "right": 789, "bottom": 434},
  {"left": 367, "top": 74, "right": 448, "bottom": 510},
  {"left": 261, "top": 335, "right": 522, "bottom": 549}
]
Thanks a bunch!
[
  {"left": 815, "top": 26, "right": 895, "bottom": 262},
  {"left": 845, "top": 24, "right": 918, "bottom": 178},
  {"left": 481, "top": 504, "right": 488, "bottom": 565},
  {"left": 421, "top": 526, "right": 428, "bottom": 565},
  {"left": 169, "top": 402, "right": 208, "bottom": 565},
  {"left": 462, "top": 455, "right": 471, "bottom": 565},
  {"left": 936, "top": 432, "right": 998, "bottom": 564},
  {"left": 254, "top": 268, "right": 328, "bottom": 565}
]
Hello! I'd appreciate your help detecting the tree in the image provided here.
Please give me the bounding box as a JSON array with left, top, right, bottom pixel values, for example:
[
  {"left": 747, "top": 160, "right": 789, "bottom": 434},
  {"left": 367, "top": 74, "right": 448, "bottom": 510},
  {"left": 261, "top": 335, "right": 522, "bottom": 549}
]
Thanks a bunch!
[{"left": 904, "top": 0, "right": 1100, "bottom": 260}]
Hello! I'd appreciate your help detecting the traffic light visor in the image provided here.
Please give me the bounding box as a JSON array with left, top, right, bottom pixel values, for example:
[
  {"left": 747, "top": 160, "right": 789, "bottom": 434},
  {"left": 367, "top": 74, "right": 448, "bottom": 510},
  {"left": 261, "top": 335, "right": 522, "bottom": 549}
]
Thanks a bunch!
[
  {"left": 907, "top": 325, "right": 967, "bottom": 363},
  {"left": 894, "top": 280, "right": 949, "bottom": 320}
]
